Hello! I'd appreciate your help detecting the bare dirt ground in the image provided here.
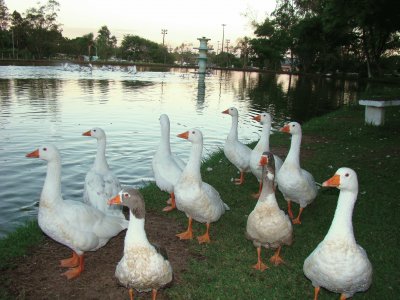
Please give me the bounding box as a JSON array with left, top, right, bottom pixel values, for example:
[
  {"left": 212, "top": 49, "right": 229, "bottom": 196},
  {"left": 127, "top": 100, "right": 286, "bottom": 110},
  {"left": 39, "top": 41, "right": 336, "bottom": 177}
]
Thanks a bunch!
[{"left": 1, "top": 211, "right": 189, "bottom": 300}]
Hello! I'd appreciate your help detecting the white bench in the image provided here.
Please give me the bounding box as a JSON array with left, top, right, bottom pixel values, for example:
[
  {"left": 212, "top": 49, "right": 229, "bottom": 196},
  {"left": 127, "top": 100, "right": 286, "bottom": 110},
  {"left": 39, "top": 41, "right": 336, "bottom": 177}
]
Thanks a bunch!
[{"left": 359, "top": 99, "right": 400, "bottom": 126}]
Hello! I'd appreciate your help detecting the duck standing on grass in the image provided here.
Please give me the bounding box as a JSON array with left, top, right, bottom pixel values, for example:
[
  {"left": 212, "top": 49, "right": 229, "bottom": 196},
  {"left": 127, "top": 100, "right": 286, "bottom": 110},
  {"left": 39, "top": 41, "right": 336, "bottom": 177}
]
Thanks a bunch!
[
  {"left": 152, "top": 114, "right": 185, "bottom": 212},
  {"left": 249, "top": 112, "right": 283, "bottom": 198},
  {"left": 276, "top": 122, "right": 317, "bottom": 224},
  {"left": 108, "top": 188, "right": 173, "bottom": 300},
  {"left": 82, "top": 127, "right": 126, "bottom": 221},
  {"left": 222, "top": 107, "right": 251, "bottom": 185},
  {"left": 174, "top": 129, "right": 230, "bottom": 244},
  {"left": 303, "top": 167, "right": 372, "bottom": 299},
  {"left": 246, "top": 151, "right": 293, "bottom": 271},
  {"left": 26, "top": 145, "right": 128, "bottom": 279}
]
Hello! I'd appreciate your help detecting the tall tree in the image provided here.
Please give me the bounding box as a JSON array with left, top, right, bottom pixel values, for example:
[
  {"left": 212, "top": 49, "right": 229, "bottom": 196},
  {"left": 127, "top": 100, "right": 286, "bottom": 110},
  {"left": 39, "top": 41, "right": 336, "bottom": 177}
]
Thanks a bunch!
[
  {"left": 95, "top": 25, "right": 116, "bottom": 60},
  {"left": 24, "top": 0, "right": 63, "bottom": 58}
]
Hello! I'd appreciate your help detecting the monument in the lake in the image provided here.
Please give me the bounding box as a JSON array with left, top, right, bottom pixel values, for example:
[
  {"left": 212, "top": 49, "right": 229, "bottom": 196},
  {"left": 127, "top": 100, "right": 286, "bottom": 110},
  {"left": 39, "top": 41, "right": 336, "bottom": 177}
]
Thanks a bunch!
[{"left": 194, "top": 37, "right": 211, "bottom": 74}]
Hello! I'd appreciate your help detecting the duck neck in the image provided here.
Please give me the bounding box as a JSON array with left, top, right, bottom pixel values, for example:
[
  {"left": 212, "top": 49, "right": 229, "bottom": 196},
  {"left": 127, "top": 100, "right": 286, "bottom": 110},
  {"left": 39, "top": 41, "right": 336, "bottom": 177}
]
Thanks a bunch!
[
  {"left": 258, "top": 175, "right": 278, "bottom": 208},
  {"left": 93, "top": 138, "right": 109, "bottom": 173},
  {"left": 41, "top": 159, "right": 62, "bottom": 206},
  {"left": 255, "top": 122, "right": 271, "bottom": 151},
  {"left": 159, "top": 125, "right": 172, "bottom": 155},
  {"left": 124, "top": 210, "right": 150, "bottom": 250},
  {"left": 286, "top": 133, "right": 301, "bottom": 167},
  {"left": 182, "top": 142, "right": 202, "bottom": 181},
  {"left": 324, "top": 190, "right": 357, "bottom": 244},
  {"left": 227, "top": 115, "right": 239, "bottom": 140}
]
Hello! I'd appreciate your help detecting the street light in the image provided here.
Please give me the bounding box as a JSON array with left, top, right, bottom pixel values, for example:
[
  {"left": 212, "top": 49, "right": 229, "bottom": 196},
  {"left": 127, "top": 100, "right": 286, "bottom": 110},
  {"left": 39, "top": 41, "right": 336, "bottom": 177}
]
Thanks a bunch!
[
  {"left": 221, "top": 24, "right": 226, "bottom": 53},
  {"left": 161, "top": 29, "right": 168, "bottom": 46}
]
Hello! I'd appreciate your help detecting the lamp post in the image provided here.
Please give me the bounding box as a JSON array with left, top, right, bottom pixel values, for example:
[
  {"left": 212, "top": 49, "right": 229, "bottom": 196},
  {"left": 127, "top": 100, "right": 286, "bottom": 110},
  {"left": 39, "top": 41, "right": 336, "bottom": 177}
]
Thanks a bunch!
[
  {"left": 221, "top": 24, "right": 226, "bottom": 53},
  {"left": 161, "top": 29, "right": 168, "bottom": 46},
  {"left": 225, "top": 39, "right": 230, "bottom": 53}
]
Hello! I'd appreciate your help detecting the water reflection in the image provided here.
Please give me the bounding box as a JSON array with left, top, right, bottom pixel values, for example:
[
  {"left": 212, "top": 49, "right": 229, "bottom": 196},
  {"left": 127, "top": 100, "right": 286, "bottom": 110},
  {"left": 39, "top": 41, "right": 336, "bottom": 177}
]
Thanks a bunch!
[{"left": 1, "top": 65, "right": 389, "bottom": 237}]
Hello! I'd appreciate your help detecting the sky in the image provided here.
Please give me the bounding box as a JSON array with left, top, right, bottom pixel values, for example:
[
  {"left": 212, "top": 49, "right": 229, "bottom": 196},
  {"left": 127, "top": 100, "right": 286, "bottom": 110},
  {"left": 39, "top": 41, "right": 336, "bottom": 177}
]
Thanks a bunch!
[{"left": 7, "top": 0, "right": 276, "bottom": 50}]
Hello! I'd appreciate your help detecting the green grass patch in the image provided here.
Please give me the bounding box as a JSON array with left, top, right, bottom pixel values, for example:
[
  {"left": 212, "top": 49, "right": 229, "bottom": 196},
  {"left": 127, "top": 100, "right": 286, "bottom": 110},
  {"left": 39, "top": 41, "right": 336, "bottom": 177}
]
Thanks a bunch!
[{"left": 1, "top": 105, "right": 399, "bottom": 299}]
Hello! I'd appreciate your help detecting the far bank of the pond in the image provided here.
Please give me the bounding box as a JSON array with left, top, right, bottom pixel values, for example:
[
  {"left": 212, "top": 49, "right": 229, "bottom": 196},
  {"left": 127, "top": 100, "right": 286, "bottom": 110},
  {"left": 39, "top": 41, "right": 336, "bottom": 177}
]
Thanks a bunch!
[
  {"left": 2, "top": 58, "right": 400, "bottom": 83},
  {"left": 1, "top": 104, "right": 399, "bottom": 299}
]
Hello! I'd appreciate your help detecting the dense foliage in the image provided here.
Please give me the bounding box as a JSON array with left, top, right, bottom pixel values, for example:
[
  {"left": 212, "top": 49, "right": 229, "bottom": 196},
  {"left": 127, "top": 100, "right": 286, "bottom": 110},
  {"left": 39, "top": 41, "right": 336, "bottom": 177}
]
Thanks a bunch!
[{"left": 0, "top": 0, "right": 399, "bottom": 76}]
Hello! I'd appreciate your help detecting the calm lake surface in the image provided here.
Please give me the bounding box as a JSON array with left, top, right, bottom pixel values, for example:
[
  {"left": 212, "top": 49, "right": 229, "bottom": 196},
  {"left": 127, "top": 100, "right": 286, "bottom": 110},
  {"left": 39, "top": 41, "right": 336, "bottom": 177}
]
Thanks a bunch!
[{"left": 0, "top": 65, "right": 372, "bottom": 237}]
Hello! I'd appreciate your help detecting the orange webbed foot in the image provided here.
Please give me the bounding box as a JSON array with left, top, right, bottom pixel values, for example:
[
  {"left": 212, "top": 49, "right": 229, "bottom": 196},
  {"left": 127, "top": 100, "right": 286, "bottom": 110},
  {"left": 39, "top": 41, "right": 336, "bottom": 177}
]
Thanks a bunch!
[
  {"left": 61, "top": 266, "right": 83, "bottom": 279},
  {"left": 292, "top": 217, "right": 302, "bottom": 224},
  {"left": 176, "top": 230, "right": 193, "bottom": 240},
  {"left": 197, "top": 233, "right": 211, "bottom": 244},
  {"left": 60, "top": 252, "right": 79, "bottom": 268},
  {"left": 270, "top": 254, "right": 284, "bottom": 266},
  {"left": 162, "top": 204, "right": 176, "bottom": 212},
  {"left": 252, "top": 261, "right": 268, "bottom": 271}
]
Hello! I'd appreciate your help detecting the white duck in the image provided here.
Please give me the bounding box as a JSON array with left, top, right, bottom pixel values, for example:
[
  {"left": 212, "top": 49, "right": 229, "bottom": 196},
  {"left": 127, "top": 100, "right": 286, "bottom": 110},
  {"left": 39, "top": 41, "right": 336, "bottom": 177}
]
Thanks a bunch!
[
  {"left": 276, "top": 122, "right": 318, "bottom": 224},
  {"left": 246, "top": 151, "right": 293, "bottom": 271},
  {"left": 82, "top": 127, "right": 126, "bottom": 221},
  {"left": 222, "top": 107, "right": 251, "bottom": 185},
  {"left": 303, "top": 167, "right": 372, "bottom": 299},
  {"left": 108, "top": 188, "right": 173, "bottom": 300},
  {"left": 152, "top": 114, "right": 185, "bottom": 212},
  {"left": 250, "top": 112, "right": 283, "bottom": 197},
  {"left": 174, "top": 129, "right": 230, "bottom": 244},
  {"left": 26, "top": 145, "right": 128, "bottom": 279}
]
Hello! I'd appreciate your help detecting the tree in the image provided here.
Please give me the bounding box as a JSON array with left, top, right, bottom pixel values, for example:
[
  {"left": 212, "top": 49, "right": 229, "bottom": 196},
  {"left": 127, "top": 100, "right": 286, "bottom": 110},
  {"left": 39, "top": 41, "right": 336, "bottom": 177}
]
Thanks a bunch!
[
  {"left": 95, "top": 25, "right": 116, "bottom": 60},
  {"left": 24, "top": 0, "right": 63, "bottom": 59}
]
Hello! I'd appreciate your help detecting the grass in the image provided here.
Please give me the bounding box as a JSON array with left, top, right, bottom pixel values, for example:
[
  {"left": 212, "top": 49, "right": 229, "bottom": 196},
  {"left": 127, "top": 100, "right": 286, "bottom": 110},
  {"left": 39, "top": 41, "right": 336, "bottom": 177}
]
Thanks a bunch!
[{"left": 1, "top": 105, "right": 399, "bottom": 299}]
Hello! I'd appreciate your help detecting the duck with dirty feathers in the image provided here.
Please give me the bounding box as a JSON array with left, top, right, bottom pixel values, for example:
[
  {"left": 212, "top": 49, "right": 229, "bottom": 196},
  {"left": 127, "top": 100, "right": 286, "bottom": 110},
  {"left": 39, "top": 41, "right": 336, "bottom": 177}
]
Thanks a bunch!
[
  {"left": 26, "top": 145, "right": 127, "bottom": 279},
  {"left": 108, "top": 188, "right": 173, "bottom": 300},
  {"left": 246, "top": 151, "right": 293, "bottom": 271}
]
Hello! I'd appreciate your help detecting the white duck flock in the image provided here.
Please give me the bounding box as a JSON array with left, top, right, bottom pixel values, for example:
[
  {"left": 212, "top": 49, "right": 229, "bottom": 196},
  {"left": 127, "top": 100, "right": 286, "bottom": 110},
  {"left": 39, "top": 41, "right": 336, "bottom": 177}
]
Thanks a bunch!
[
  {"left": 108, "top": 188, "right": 173, "bottom": 300},
  {"left": 152, "top": 114, "right": 186, "bottom": 211},
  {"left": 246, "top": 151, "right": 293, "bottom": 271},
  {"left": 82, "top": 127, "right": 126, "bottom": 221},
  {"left": 174, "top": 129, "right": 230, "bottom": 244},
  {"left": 303, "top": 167, "right": 372, "bottom": 299},
  {"left": 249, "top": 112, "right": 283, "bottom": 197},
  {"left": 276, "top": 122, "right": 318, "bottom": 224},
  {"left": 26, "top": 145, "right": 127, "bottom": 279},
  {"left": 222, "top": 107, "right": 251, "bottom": 185}
]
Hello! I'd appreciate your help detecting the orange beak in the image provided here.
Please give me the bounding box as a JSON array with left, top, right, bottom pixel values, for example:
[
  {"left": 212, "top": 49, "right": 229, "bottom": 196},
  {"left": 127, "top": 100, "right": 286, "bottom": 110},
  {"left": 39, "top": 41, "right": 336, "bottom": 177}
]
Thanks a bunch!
[
  {"left": 222, "top": 109, "right": 229, "bottom": 114},
  {"left": 252, "top": 115, "right": 261, "bottom": 122},
  {"left": 108, "top": 194, "right": 122, "bottom": 205},
  {"left": 259, "top": 155, "right": 268, "bottom": 166},
  {"left": 82, "top": 130, "right": 91, "bottom": 136},
  {"left": 177, "top": 131, "right": 189, "bottom": 139},
  {"left": 280, "top": 124, "right": 290, "bottom": 133},
  {"left": 26, "top": 149, "right": 39, "bottom": 158},
  {"left": 322, "top": 174, "right": 340, "bottom": 187}
]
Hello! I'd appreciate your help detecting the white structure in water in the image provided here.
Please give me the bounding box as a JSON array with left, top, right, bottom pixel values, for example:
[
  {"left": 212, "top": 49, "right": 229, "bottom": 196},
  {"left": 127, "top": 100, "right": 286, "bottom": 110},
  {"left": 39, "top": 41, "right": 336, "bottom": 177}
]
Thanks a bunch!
[{"left": 194, "top": 37, "right": 211, "bottom": 74}]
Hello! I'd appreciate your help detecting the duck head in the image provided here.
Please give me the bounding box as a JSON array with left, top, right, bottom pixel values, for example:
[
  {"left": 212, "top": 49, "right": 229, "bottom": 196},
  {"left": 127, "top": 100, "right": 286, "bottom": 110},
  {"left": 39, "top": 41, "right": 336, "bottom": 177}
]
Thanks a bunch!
[
  {"left": 280, "top": 121, "right": 301, "bottom": 135},
  {"left": 222, "top": 107, "right": 238, "bottom": 117},
  {"left": 108, "top": 188, "right": 145, "bottom": 219},
  {"left": 259, "top": 151, "right": 275, "bottom": 182},
  {"left": 159, "top": 114, "right": 170, "bottom": 127},
  {"left": 177, "top": 128, "right": 203, "bottom": 144},
  {"left": 323, "top": 167, "right": 358, "bottom": 192},
  {"left": 82, "top": 127, "right": 106, "bottom": 140},
  {"left": 26, "top": 145, "right": 60, "bottom": 162},
  {"left": 252, "top": 112, "right": 271, "bottom": 125}
]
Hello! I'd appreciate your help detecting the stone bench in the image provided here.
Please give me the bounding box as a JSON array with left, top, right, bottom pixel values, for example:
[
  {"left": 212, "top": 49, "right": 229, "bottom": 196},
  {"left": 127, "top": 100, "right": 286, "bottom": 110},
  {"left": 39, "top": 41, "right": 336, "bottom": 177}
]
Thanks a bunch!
[{"left": 359, "top": 99, "right": 400, "bottom": 126}]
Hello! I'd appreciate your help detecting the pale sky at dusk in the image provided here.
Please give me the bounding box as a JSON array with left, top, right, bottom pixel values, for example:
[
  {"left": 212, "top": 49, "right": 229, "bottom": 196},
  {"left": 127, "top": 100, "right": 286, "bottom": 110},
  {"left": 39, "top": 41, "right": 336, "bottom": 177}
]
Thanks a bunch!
[{"left": 7, "top": 0, "right": 276, "bottom": 50}]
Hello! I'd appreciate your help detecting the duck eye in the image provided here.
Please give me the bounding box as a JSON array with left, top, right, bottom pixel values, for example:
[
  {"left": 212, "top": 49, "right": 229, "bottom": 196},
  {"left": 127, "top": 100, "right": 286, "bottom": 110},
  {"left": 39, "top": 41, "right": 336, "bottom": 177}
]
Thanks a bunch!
[
  {"left": 292, "top": 124, "right": 295, "bottom": 127},
  {"left": 192, "top": 131, "right": 195, "bottom": 134},
  {"left": 93, "top": 129, "right": 96, "bottom": 132},
  {"left": 123, "top": 193, "right": 129, "bottom": 198},
  {"left": 345, "top": 173, "right": 349, "bottom": 177},
  {"left": 43, "top": 147, "right": 47, "bottom": 151}
]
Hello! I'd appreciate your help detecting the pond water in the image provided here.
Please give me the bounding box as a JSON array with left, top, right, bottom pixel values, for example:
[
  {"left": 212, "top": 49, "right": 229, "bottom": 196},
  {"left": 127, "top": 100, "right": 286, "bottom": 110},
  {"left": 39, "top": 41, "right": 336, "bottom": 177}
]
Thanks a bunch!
[{"left": 0, "top": 65, "right": 366, "bottom": 237}]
